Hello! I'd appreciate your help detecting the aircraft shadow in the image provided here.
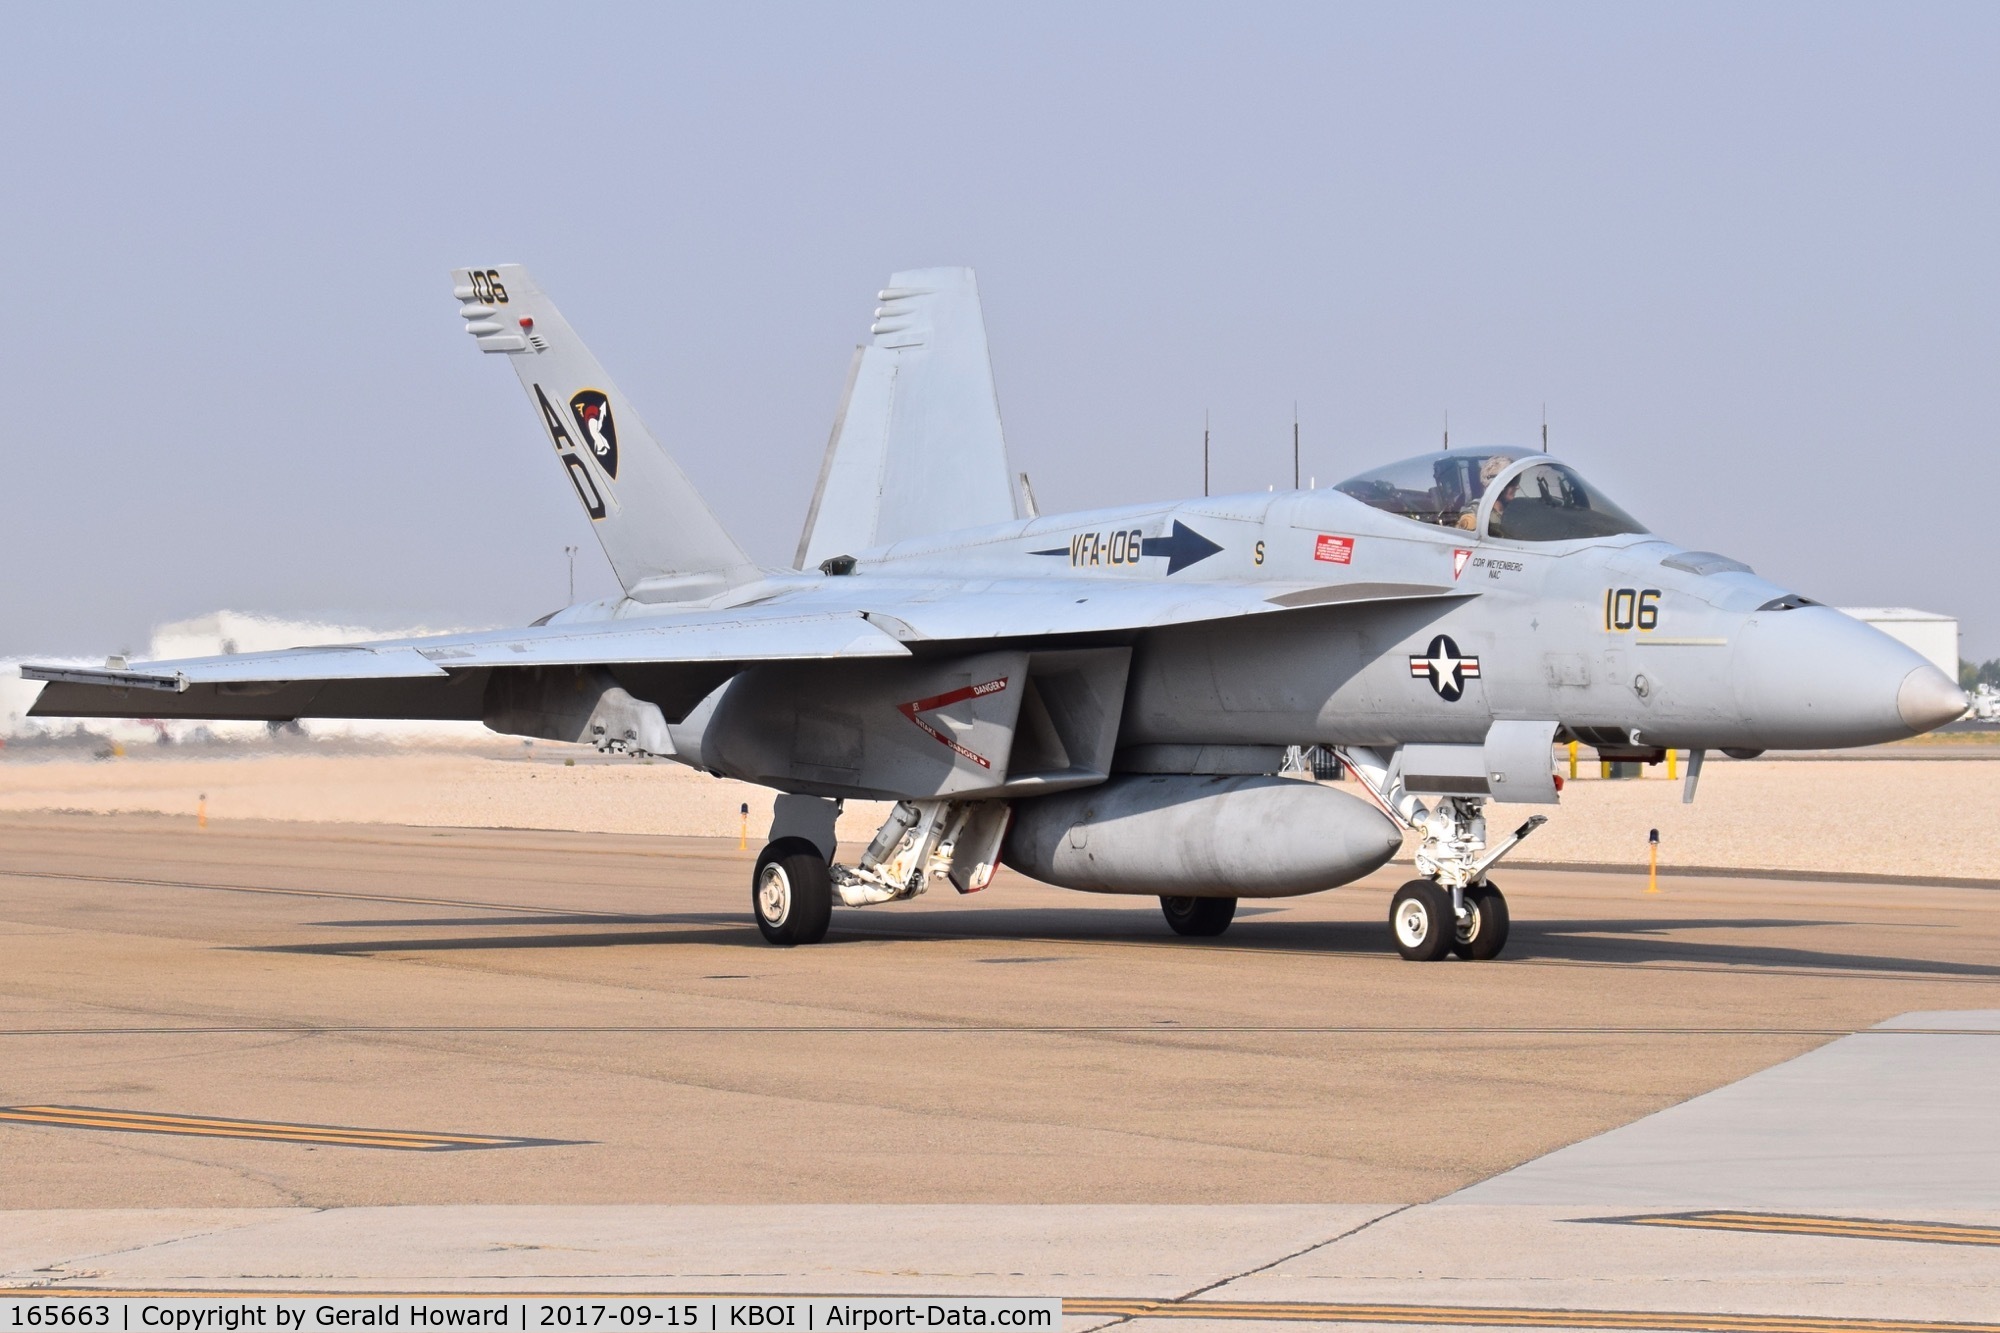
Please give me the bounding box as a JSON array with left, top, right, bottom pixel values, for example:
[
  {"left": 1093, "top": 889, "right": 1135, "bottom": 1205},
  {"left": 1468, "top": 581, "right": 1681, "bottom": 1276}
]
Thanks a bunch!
[
  {"left": 1504, "top": 918, "right": 2000, "bottom": 978},
  {"left": 306, "top": 913, "right": 739, "bottom": 929},
  {"left": 238, "top": 905, "right": 1995, "bottom": 978},
  {"left": 243, "top": 926, "right": 765, "bottom": 954}
]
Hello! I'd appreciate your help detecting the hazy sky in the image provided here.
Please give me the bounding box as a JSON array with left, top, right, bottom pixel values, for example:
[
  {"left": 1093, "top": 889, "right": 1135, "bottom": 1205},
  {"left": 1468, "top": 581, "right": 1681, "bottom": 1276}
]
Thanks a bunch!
[{"left": 2, "top": 3, "right": 1994, "bottom": 658}]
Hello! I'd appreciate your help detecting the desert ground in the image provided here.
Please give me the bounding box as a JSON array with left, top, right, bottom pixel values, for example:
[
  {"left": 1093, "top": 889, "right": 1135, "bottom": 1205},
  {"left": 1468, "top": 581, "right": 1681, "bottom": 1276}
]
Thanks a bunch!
[
  {"left": 5, "top": 740, "right": 1998, "bottom": 1321},
  {"left": 0, "top": 739, "right": 1993, "bottom": 881}
]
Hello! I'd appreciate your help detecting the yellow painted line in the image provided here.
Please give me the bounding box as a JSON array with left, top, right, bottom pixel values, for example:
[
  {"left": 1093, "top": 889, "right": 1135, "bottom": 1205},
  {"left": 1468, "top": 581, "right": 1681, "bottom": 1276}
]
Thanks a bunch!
[
  {"left": 1, "top": 1107, "right": 481, "bottom": 1146},
  {"left": 6, "top": 1104, "right": 505, "bottom": 1143},
  {"left": 0, "top": 1105, "right": 568, "bottom": 1151},
  {"left": 0, "top": 1114, "right": 443, "bottom": 1148},
  {"left": 1606, "top": 1209, "right": 2000, "bottom": 1248},
  {"left": 1064, "top": 1300, "right": 2000, "bottom": 1331},
  {"left": 8, "top": 1096, "right": 484, "bottom": 1144}
]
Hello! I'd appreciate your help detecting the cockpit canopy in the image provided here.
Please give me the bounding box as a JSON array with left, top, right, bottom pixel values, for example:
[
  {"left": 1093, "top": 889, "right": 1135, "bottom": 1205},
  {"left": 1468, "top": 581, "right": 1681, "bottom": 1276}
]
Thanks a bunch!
[{"left": 1333, "top": 448, "right": 1646, "bottom": 542}]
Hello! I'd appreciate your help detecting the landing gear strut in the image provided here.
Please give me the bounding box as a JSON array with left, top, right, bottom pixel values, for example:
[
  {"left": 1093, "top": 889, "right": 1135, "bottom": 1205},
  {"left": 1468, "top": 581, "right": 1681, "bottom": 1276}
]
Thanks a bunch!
[
  {"left": 1340, "top": 748, "right": 1547, "bottom": 963},
  {"left": 750, "top": 798, "right": 1011, "bottom": 945}
]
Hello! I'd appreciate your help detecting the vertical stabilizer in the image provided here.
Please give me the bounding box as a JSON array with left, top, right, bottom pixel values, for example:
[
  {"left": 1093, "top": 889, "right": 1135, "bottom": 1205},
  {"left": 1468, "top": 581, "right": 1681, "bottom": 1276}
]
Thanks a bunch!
[
  {"left": 453, "top": 265, "right": 759, "bottom": 603},
  {"left": 796, "top": 267, "right": 1020, "bottom": 568}
]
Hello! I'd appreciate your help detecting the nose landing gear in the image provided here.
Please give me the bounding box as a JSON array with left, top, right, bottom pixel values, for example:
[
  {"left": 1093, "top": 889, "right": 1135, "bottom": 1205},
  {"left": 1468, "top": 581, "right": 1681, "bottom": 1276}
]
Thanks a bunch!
[
  {"left": 1393, "top": 798, "right": 1540, "bottom": 962},
  {"left": 1388, "top": 875, "right": 1512, "bottom": 961},
  {"left": 1342, "top": 747, "right": 1546, "bottom": 962}
]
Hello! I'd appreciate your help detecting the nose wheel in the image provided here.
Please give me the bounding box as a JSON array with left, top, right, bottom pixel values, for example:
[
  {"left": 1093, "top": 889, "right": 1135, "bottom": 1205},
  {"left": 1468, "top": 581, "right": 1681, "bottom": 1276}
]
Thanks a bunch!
[
  {"left": 1389, "top": 881, "right": 1452, "bottom": 961},
  {"left": 1390, "top": 878, "right": 1509, "bottom": 961},
  {"left": 1451, "top": 881, "right": 1510, "bottom": 960}
]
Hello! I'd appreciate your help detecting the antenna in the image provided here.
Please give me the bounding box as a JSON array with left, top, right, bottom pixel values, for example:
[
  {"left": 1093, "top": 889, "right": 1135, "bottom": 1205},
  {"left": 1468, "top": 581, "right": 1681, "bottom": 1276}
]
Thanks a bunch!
[
  {"left": 1541, "top": 403, "right": 1548, "bottom": 453},
  {"left": 1443, "top": 410, "right": 1449, "bottom": 450},
  {"left": 1292, "top": 402, "right": 1300, "bottom": 490},
  {"left": 564, "top": 544, "right": 578, "bottom": 602},
  {"left": 1203, "top": 411, "right": 1210, "bottom": 497}
]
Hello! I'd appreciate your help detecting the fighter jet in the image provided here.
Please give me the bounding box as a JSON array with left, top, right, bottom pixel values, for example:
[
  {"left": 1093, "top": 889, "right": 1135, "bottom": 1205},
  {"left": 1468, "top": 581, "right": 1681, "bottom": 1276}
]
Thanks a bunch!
[{"left": 24, "top": 264, "right": 1969, "bottom": 961}]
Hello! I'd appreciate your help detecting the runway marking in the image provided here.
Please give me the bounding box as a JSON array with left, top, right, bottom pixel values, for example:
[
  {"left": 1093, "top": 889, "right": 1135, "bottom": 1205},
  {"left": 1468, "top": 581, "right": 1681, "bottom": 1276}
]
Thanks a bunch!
[
  {"left": 0, "top": 1105, "right": 571, "bottom": 1151},
  {"left": 1065, "top": 1299, "right": 2000, "bottom": 1330},
  {"left": 1598, "top": 1209, "right": 2000, "bottom": 1247}
]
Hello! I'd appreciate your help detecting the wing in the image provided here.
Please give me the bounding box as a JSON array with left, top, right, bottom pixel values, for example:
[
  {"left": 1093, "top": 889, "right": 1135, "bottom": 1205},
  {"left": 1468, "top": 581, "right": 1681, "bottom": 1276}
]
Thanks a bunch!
[
  {"left": 22, "top": 611, "right": 909, "bottom": 722},
  {"left": 21, "top": 579, "right": 1468, "bottom": 723}
]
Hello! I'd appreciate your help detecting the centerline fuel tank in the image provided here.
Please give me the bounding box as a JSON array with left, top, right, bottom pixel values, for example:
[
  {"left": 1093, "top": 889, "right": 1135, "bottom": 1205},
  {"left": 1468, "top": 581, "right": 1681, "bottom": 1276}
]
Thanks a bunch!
[{"left": 1001, "top": 774, "right": 1403, "bottom": 897}]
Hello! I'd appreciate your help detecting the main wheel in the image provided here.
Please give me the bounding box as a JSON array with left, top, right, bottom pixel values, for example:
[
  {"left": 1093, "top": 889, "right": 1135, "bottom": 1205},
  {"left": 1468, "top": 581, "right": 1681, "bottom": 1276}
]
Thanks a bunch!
[
  {"left": 1389, "top": 880, "right": 1453, "bottom": 961},
  {"left": 752, "top": 838, "right": 833, "bottom": 946},
  {"left": 1450, "top": 881, "right": 1510, "bottom": 961},
  {"left": 1160, "top": 895, "right": 1237, "bottom": 937}
]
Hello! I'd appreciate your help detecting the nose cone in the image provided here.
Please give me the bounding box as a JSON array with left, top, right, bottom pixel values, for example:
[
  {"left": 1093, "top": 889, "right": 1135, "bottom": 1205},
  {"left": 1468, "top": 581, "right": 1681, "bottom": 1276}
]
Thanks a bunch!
[
  {"left": 1732, "top": 607, "right": 1955, "bottom": 749},
  {"left": 1898, "top": 664, "right": 1970, "bottom": 733}
]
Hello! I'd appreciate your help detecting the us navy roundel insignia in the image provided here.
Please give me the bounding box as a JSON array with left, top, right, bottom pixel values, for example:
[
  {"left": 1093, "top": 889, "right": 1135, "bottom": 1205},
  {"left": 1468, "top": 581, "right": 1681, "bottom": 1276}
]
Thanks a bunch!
[
  {"left": 1409, "top": 634, "right": 1481, "bottom": 702},
  {"left": 568, "top": 389, "right": 619, "bottom": 479}
]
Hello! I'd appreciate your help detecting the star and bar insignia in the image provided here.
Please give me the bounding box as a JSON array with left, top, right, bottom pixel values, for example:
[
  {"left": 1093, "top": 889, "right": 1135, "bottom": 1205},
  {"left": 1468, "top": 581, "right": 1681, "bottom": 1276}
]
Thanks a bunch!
[{"left": 1409, "top": 634, "right": 1481, "bottom": 702}]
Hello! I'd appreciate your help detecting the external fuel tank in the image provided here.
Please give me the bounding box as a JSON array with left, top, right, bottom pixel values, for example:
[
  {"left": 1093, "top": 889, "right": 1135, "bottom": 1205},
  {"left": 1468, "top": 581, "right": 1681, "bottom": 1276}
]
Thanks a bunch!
[{"left": 1001, "top": 774, "right": 1403, "bottom": 897}]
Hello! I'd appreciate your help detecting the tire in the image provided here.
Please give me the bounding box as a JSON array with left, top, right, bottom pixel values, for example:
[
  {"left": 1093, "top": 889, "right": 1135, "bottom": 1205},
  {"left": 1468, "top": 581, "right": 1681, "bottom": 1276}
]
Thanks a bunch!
[
  {"left": 752, "top": 838, "right": 833, "bottom": 946},
  {"left": 1389, "top": 880, "right": 1453, "bottom": 961},
  {"left": 1450, "top": 881, "right": 1510, "bottom": 961},
  {"left": 1160, "top": 895, "right": 1237, "bottom": 937}
]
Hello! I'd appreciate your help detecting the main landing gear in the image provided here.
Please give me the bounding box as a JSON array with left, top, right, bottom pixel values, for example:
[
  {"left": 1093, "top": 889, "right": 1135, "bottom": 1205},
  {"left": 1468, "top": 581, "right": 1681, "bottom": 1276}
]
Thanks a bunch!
[
  {"left": 1160, "top": 895, "right": 1237, "bottom": 937},
  {"left": 1339, "top": 749, "right": 1548, "bottom": 963},
  {"left": 752, "top": 839, "right": 833, "bottom": 946},
  {"left": 750, "top": 798, "right": 1011, "bottom": 947}
]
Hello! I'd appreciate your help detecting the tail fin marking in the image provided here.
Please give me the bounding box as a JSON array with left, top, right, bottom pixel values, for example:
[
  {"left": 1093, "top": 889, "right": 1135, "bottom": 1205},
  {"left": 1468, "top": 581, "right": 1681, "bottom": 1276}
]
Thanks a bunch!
[{"left": 453, "top": 264, "right": 757, "bottom": 602}]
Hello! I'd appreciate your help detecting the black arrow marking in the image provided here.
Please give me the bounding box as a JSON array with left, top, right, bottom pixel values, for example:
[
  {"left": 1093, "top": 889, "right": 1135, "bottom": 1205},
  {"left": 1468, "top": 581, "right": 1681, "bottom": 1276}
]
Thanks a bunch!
[{"left": 1141, "top": 521, "right": 1224, "bottom": 574}]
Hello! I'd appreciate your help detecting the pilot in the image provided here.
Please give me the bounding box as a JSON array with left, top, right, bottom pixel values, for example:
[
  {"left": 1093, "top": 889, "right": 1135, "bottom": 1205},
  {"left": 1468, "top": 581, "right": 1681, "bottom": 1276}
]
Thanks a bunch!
[{"left": 1455, "top": 455, "right": 1516, "bottom": 530}]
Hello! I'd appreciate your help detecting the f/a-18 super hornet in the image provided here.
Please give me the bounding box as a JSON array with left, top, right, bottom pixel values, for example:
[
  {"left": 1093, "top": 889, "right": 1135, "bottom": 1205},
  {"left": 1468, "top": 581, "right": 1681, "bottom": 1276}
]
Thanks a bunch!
[{"left": 25, "top": 264, "right": 1969, "bottom": 960}]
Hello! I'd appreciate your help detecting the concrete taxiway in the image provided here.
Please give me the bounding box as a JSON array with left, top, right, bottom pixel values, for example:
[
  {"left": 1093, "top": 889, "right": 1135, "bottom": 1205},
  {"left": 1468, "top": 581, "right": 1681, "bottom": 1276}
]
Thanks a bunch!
[{"left": 3, "top": 811, "right": 1999, "bottom": 1324}]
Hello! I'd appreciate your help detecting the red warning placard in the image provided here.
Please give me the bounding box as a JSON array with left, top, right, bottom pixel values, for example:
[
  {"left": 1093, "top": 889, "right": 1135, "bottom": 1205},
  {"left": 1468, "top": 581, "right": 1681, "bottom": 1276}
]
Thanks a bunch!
[{"left": 1314, "top": 534, "right": 1355, "bottom": 564}]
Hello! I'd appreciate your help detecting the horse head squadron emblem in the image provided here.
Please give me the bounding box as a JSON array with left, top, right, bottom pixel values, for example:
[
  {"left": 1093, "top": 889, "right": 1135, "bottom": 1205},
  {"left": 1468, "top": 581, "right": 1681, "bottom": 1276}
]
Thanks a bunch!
[{"left": 568, "top": 389, "right": 619, "bottom": 479}]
